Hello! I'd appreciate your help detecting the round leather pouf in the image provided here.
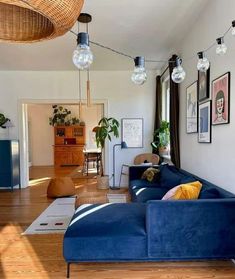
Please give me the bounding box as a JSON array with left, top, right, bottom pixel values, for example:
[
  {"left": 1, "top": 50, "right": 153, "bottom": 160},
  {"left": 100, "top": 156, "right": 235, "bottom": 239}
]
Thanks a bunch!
[{"left": 47, "top": 177, "right": 76, "bottom": 198}]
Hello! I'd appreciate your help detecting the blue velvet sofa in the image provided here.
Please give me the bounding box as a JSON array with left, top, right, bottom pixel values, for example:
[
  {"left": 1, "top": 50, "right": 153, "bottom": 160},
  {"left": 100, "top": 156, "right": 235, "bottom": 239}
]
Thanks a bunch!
[{"left": 63, "top": 164, "right": 235, "bottom": 278}]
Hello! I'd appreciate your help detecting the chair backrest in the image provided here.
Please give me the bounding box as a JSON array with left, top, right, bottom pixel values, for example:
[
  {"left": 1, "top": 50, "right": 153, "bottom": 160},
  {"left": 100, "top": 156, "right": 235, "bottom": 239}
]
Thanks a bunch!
[{"left": 133, "top": 153, "right": 160, "bottom": 165}]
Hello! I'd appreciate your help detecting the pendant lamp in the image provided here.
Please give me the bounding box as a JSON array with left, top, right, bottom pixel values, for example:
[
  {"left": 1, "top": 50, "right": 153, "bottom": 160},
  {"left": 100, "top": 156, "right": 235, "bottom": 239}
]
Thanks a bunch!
[{"left": 0, "top": 0, "right": 84, "bottom": 42}]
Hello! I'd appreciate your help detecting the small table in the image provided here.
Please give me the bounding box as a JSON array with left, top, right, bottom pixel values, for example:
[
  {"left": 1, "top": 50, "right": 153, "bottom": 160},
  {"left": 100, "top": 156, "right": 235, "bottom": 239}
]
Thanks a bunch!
[{"left": 83, "top": 149, "right": 102, "bottom": 176}]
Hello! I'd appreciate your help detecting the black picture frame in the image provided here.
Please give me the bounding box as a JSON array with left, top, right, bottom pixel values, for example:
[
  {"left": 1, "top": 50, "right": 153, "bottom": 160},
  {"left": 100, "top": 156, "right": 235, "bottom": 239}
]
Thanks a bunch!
[
  {"left": 186, "top": 81, "right": 198, "bottom": 134},
  {"left": 198, "top": 67, "right": 210, "bottom": 102},
  {"left": 121, "top": 118, "right": 143, "bottom": 148},
  {"left": 211, "top": 72, "right": 230, "bottom": 125},
  {"left": 198, "top": 100, "right": 212, "bottom": 143}
]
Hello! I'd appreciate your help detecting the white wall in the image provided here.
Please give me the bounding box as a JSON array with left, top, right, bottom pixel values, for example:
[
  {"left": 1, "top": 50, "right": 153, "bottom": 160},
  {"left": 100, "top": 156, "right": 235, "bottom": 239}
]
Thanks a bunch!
[
  {"left": 179, "top": 0, "right": 235, "bottom": 193},
  {"left": 0, "top": 70, "right": 156, "bottom": 186}
]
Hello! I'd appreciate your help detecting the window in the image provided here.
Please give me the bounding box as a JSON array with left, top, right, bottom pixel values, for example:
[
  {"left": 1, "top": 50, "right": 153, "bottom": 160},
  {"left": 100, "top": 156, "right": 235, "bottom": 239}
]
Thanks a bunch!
[{"left": 161, "top": 76, "right": 170, "bottom": 122}]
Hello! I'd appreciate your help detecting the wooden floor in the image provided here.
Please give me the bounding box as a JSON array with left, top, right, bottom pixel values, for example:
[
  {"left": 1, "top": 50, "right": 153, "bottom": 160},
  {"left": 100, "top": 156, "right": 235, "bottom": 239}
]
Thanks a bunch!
[{"left": 0, "top": 166, "right": 235, "bottom": 278}]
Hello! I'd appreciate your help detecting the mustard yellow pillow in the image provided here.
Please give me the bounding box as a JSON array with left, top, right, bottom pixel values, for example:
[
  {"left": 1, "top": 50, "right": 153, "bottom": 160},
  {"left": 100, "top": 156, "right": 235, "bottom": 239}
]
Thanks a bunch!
[
  {"left": 162, "top": 181, "right": 202, "bottom": 200},
  {"left": 141, "top": 168, "right": 160, "bottom": 182}
]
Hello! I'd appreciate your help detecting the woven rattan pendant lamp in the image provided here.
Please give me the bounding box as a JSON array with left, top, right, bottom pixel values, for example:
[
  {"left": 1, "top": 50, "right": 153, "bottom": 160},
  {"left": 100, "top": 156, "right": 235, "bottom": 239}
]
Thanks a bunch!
[{"left": 0, "top": 0, "right": 84, "bottom": 43}]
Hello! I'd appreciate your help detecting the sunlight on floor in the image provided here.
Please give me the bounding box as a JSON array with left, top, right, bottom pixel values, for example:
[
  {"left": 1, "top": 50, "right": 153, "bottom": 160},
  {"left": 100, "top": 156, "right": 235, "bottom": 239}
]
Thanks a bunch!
[{"left": 29, "top": 177, "right": 51, "bottom": 187}]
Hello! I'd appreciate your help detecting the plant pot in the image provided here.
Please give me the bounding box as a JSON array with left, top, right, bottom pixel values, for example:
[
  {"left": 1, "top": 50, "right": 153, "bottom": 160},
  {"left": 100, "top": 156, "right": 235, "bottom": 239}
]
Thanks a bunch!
[
  {"left": 97, "top": 175, "right": 109, "bottom": 190},
  {"left": 159, "top": 146, "right": 169, "bottom": 156}
]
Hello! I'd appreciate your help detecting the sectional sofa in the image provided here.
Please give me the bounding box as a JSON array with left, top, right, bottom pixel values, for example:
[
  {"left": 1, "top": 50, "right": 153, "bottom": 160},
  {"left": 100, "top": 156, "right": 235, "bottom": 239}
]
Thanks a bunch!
[{"left": 63, "top": 164, "right": 235, "bottom": 278}]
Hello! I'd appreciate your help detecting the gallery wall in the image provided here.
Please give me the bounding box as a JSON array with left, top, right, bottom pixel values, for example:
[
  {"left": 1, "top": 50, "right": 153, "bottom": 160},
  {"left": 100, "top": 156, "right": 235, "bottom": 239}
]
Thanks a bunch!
[
  {"left": 179, "top": 0, "right": 235, "bottom": 193},
  {"left": 0, "top": 70, "right": 156, "bottom": 186}
]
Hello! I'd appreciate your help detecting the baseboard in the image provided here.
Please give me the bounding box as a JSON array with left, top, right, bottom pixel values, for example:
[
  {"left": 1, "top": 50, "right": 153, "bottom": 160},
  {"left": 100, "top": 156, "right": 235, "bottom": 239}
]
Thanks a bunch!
[{"left": 0, "top": 184, "right": 20, "bottom": 190}]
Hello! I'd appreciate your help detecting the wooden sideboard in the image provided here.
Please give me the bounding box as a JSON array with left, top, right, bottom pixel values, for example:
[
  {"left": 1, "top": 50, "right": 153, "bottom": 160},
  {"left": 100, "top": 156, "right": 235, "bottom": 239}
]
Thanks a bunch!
[{"left": 53, "top": 125, "right": 85, "bottom": 167}]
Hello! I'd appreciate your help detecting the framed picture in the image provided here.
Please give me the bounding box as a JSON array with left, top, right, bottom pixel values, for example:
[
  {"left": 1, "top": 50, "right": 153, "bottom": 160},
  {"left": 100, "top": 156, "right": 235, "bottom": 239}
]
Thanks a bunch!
[
  {"left": 186, "top": 81, "right": 198, "bottom": 133},
  {"left": 198, "top": 68, "right": 210, "bottom": 102},
  {"left": 212, "top": 72, "right": 230, "bottom": 125},
  {"left": 121, "top": 118, "right": 143, "bottom": 148},
  {"left": 198, "top": 100, "right": 211, "bottom": 143}
]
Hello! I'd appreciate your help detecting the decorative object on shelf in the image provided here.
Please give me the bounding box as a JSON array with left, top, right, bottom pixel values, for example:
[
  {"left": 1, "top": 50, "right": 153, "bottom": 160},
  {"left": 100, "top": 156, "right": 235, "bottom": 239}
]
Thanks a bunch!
[
  {"left": 0, "top": 0, "right": 84, "bottom": 43},
  {"left": 93, "top": 117, "right": 120, "bottom": 189},
  {"left": 111, "top": 141, "right": 128, "bottom": 190},
  {"left": 152, "top": 120, "right": 170, "bottom": 156},
  {"left": 186, "top": 81, "right": 198, "bottom": 134},
  {"left": 49, "top": 105, "right": 71, "bottom": 126},
  {"left": 212, "top": 72, "right": 230, "bottom": 125},
  {"left": 198, "top": 67, "right": 210, "bottom": 102},
  {"left": 198, "top": 101, "right": 212, "bottom": 143},
  {"left": 0, "top": 113, "right": 9, "bottom": 128},
  {"left": 121, "top": 118, "right": 143, "bottom": 148}
]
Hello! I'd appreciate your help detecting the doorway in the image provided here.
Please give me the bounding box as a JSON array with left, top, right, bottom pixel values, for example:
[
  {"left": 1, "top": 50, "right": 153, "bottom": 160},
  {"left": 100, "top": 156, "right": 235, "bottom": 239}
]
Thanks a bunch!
[{"left": 19, "top": 99, "right": 108, "bottom": 188}]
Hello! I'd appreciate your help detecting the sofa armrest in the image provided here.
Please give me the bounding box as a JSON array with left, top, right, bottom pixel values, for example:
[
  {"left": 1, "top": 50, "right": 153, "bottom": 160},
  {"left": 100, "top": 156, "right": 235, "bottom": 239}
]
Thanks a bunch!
[
  {"left": 146, "top": 199, "right": 235, "bottom": 259},
  {"left": 129, "top": 165, "right": 159, "bottom": 183}
]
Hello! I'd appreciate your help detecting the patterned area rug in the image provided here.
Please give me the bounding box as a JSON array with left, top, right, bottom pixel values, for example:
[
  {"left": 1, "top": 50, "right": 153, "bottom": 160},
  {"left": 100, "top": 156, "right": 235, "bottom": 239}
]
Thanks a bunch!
[{"left": 22, "top": 197, "right": 76, "bottom": 235}]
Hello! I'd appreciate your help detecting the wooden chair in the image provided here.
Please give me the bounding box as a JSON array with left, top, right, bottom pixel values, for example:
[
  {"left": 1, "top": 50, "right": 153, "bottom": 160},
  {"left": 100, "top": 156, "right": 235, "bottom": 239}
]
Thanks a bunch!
[{"left": 133, "top": 153, "right": 160, "bottom": 165}]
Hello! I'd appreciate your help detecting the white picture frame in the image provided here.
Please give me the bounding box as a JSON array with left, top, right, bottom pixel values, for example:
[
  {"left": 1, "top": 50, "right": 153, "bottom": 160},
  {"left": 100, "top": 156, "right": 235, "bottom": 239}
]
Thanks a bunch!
[
  {"left": 198, "top": 101, "right": 211, "bottom": 143},
  {"left": 121, "top": 118, "right": 143, "bottom": 148}
]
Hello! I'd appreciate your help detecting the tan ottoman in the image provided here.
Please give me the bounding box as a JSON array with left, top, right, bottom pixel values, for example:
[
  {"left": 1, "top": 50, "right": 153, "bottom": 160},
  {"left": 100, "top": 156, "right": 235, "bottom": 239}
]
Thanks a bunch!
[{"left": 47, "top": 177, "right": 76, "bottom": 198}]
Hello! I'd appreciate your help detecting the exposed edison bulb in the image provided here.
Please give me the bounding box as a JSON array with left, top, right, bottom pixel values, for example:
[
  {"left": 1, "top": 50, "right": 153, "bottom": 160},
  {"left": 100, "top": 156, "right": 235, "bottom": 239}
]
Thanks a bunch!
[
  {"left": 171, "top": 58, "right": 186, "bottom": 83},
  {"left": 73, "top": 32, "right": 93, "bottom": 70},
  {"left": 131, "top": 57, "right": 147, "bottom": 85},
  {"left": 197, "top": 52, "right": 210, "bottom": 72},
  {"left": 216, "top": 37, "right": 227, "bottom": 56}
]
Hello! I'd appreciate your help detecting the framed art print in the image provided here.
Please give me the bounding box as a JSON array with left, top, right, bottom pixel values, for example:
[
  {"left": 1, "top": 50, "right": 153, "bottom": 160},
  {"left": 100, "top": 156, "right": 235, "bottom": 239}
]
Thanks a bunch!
[
  {"left": 198, "top": 67, "right": 210, "bottom": 102},
  {"left": 121, "top": 118, "right": 143, "bottom": 148},
  {"left": 198, "top": 101, "right": 211, "bottom": 143},
  {"left": 186, "top": 81, "right": 198, "bottom": 133},
  {"left": 212, "top": 72, "right": 230, "bottom": 125}
]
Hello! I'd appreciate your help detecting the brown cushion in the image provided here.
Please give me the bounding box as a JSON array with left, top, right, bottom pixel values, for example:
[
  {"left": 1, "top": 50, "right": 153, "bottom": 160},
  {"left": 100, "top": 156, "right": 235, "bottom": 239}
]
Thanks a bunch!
[{"left": 47, "top": 177, "right": 76, "bottom": 198}]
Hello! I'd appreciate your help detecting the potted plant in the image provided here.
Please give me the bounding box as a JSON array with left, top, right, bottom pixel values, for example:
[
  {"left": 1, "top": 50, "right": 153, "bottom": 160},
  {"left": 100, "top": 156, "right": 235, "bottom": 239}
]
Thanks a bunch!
[
  {"left": 49, "top": 105, "right": 72, "bottom": 126},
  {"left": 93, "top": 117, "right": 119, "bottom": 189},
  {"left": 152, "top": 120, "right": 170, "bottom": 156},
  {"left": 0, "top": 113, "right": 9, "bottom": 129}
]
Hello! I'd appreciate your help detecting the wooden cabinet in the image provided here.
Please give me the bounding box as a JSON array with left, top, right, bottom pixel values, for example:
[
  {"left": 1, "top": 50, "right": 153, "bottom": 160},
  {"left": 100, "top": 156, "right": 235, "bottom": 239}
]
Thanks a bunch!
[{"left": 54, "top": 126, "right": 85, "bottom": 167}]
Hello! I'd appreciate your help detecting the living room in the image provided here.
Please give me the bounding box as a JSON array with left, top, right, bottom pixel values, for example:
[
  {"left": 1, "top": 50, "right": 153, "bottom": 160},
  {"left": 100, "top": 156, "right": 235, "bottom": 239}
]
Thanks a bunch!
[{"left": 0, "top": 0, "right": 235, "bottom": 278}]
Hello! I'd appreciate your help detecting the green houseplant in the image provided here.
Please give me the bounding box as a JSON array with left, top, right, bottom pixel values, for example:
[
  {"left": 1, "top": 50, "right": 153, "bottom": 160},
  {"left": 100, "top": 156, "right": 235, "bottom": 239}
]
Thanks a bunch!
[
  {"left": 152, "top": 120, "right": 170, "bottom": 156},
  {"left": 93, "top": 117, "right": 119, "bottom": 188},
  {"left": 49, "top": 105, "right": 73, "bottom": 126},
  {"left": 0, "top": 113, "right": 9, "bottom": 129}
]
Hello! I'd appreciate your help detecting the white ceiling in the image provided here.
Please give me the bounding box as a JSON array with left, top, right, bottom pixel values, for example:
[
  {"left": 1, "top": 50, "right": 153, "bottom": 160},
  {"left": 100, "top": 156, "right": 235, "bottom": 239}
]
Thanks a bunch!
[{"left": 0, "top": 0, "right": 209, "bottom": 71}]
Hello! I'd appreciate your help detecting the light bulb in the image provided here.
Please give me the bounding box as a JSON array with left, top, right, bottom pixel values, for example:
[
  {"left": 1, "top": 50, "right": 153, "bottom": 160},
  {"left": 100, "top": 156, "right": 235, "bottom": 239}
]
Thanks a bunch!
[
  {"left": 216, "top": 37, "right": 227, "bottom": 55},
  {"left": 232, "top": 20, "right": 235, "bottom": 36},
  {"left": 171, "top": 58, "right": 186, "bottom": 83},
  {"left": 73, "top": 32, "right": 93, "bottom": 70},
  {"left": 131, "top": 57, "right": 147, "bottom": 85},
  {"left": 197, "top": 52, "right": 210, "bottom": 72}
]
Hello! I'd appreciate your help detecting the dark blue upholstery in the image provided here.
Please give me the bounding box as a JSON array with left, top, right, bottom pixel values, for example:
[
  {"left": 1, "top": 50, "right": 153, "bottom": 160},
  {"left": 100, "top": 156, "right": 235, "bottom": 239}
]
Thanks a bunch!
[
  {"left": 63, "top": 164, "right": 235, "bottom": 266},
  {"left": 63, "top": 203, "right": 147, "bottom": 262},
  {"left": 146, "top": 199, "right": 235, "bottom": 259}
]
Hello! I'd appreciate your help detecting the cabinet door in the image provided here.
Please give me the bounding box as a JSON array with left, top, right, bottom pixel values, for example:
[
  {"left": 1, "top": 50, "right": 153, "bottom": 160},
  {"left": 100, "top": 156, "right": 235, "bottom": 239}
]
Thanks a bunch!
[
  {"left": 54, "top": 151, "right": 72, "bottom": 166},
  {"left": 71, "top": 147, "right": 84, "bottom": 166}
]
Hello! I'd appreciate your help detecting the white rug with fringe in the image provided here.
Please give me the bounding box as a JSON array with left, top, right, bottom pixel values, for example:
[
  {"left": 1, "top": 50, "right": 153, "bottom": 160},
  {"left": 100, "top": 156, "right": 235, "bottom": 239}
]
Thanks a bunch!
[{"left": 22, "top": 197, "right": 76, "bottom": 235}]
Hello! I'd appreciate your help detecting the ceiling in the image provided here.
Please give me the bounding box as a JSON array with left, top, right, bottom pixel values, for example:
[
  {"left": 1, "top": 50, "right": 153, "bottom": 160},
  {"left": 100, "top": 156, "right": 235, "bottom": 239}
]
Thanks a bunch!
[{"left": 0, "top": 0, "right": 209, "bottom": 71}]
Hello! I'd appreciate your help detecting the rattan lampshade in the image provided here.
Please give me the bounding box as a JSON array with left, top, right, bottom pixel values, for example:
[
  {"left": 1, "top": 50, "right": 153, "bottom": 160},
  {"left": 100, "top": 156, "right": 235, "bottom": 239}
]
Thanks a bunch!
[{"left": 0, "top": 0, "right": 84, "bottom": 43}]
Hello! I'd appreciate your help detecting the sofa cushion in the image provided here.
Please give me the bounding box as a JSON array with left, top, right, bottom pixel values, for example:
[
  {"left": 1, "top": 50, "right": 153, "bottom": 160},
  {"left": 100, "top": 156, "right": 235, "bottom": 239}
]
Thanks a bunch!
[
  {"left": 159, "top": 165, "right": 182, "bottom": 189},
  {"left": 132, "top": 187, "right": 168, "bottom": 202},
  {"left": 63, "top": 203, "right": 147, "bottom": 261},
  {"left": 162, "top": 181, "right": 202, "bottom": 200},
  {"left": 141, "top": 167, "right": 160, "bottom": 183}
]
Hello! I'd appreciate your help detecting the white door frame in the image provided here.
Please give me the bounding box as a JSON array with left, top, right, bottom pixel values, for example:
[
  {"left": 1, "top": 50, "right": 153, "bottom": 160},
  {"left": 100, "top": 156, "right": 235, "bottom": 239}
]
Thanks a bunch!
[{"left": 18, "top": 99, "right": 108, "bottom": 188}]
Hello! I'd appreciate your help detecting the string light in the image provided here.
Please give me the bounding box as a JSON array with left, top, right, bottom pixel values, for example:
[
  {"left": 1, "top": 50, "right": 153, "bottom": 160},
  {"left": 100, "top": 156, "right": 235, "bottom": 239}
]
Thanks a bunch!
[
  {"left": 71, "top": 19, "right": 235, "bottom": 84},
  {"left": 197, "top": 51, "right": 210, "bottom": 72}
]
